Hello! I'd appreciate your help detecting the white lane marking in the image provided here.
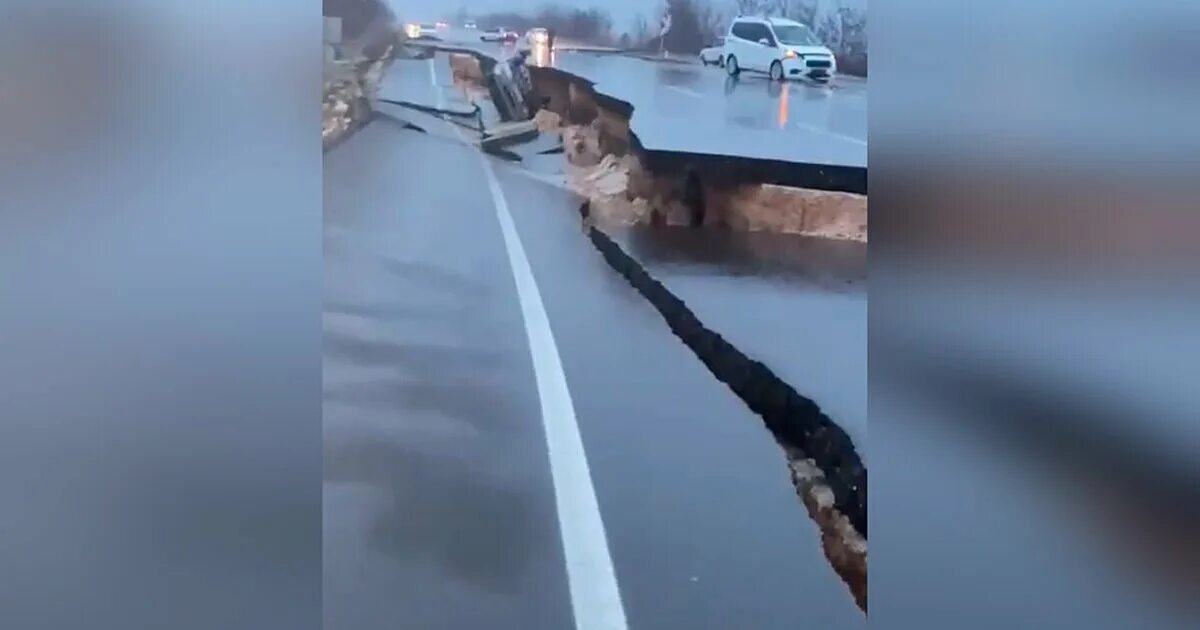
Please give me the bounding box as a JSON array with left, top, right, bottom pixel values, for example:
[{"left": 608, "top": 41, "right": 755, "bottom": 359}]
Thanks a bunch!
[
  {"left": 435, "top": 58, "right": 626, "bottom": 626},
  {"left": 477, "top": 144, "right": 628, "bottom": 630},
  {"left": 666, "top": 85, "right": 702, "bottom": 99},
  {"left": 793, "top": 122, "right": 868, "bottom": 146}
]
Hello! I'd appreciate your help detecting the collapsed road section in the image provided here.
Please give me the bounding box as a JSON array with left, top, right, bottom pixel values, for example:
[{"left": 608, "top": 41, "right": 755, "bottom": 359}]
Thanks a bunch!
[
  {"left": 325, "top": 59, "right": 867, "bottom": 628},
  {"left": 411, "top": 42, "right": 867, "bottom": 242},
  {"left": 401, "top": 41, "right": 868, "bottom": 611}
]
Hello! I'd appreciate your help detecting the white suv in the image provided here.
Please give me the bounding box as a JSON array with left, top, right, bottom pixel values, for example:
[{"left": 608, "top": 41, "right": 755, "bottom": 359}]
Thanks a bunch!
[{"left": 724, "top": 17, "right": 836, "bottom": 82}]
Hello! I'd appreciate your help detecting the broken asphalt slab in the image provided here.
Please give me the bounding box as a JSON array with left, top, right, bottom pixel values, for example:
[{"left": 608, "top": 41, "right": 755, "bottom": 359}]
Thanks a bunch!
[{"left": 480, "top": 120, "right": 539, "bottom": 152}]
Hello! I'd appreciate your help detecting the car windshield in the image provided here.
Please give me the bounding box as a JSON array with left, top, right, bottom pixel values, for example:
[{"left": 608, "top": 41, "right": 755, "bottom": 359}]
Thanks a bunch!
[{"left": 772, "top": 24, "right": 819, "bottom": 46}]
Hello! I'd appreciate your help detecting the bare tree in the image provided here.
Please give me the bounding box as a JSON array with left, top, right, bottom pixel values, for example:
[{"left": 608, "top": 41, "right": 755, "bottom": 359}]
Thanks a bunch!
[
  {"left": 661, "top": 0, "right": 708, "bottom": 53},
  {"left": 734, "top": 0, "right": 768, "bottom": 17},
  {"left": 790, "top": 0, "right": 819, "bottom": 26},
  {"left": 475, "top": 5, "right": 615, "bottom": 45},
  {"left": 697, "top": 2, "right": 727, "bottom": 43},
  {"left": 630, "top": 14, "right": 650, "bottom": 46}
]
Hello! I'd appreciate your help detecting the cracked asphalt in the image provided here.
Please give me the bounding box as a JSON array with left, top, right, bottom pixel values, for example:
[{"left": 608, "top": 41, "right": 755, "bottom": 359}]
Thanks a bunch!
[
  {"left": 322, "top": 55, "right": 866, "bottom": 629},
  {"left": 427, "top": 28, "right": 867, "bottom": 167}
]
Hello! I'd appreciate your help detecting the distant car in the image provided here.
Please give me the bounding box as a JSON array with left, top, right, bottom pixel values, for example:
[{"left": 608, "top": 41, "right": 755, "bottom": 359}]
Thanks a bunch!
[
  {"left": 700, "top": 37, "right": 725, "bottom": 66},
  {"left": 481, "top": 27, "right": 518, "bottom": 43},
  {"left": 526, "top": 27, "right": 549, "bottom": 46},
  {"left": 464, "top": 20, "right": 477, "bottom": 29},
  {"left": 723, "top": 17, "right": 836, "bottom": 82},
  {"left": 406, "top": 23, "right": 439, "bottom": 40}
]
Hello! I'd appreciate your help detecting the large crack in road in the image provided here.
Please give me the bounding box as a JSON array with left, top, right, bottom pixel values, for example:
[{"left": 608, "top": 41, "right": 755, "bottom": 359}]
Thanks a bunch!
[
  {"left": 328, "top": 41, "right": 869, "bottom": 620},
  {"left": 393, "top": 41, "right": 869, "bottom": 610}
]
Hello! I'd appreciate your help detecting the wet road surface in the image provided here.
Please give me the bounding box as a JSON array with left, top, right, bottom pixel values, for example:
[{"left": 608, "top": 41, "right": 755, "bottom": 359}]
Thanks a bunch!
[
  {"left": 323, "top": 56, "right": 865, "bottom": 629},
  {"left": 419, "top": 30, "right": 867, "bottom": 167},
  {"left": 613, "top": 228, "right": 868, "bottom": 451}
]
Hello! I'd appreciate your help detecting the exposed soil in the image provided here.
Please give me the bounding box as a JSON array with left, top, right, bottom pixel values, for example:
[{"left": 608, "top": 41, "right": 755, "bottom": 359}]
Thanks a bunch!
[
  {"left": 548, "top": 113, "right": 866, "bottom": 241},
  {"left": 323, "top": 47, "right": 394, "bottom": 149},
  {"left": 788, "top": 452, "right": 868, "bottom": 612}
]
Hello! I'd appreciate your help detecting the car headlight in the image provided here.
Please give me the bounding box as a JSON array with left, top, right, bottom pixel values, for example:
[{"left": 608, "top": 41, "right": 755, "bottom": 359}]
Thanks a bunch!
[{"left": 784, "top": 49, "right": 797, "bottom": 59}]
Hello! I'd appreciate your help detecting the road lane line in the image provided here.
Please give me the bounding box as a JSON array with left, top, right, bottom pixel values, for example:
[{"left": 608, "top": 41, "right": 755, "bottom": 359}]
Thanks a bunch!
[
  {"left": 793, "top": 121, "right": 868, "bottom": 147},
  {"left": 432, "top": 51, "right": 626, "bottom": 621},
  {"left": 476, "top": 147, "right": 628, "bottom": 630},
  {"left": 666, "top": 85, "right": 702, "bottom": 99}
]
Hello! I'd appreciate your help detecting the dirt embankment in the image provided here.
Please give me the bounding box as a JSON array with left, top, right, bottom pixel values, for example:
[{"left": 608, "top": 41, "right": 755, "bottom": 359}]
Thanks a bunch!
[
  {"left": 527, "top": 67, "right": 867, "bottom": 242},
  {"left": 323, "top": 47, "right": 395, "bottom": 150}
]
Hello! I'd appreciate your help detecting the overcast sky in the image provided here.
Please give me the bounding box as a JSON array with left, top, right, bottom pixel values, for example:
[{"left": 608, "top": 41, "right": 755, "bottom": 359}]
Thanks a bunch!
[
  {"left": 385, "top": 0, "right": 866, "bottom": 35},
  {"left": 386, "top": 0, "right": 656, "bottom": 32}
]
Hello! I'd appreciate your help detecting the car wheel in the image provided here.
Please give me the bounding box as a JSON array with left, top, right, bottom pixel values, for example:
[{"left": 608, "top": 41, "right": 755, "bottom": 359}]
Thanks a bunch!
[
  {"left": 726, "top": 55, "right": 739, "bottom": 76},
  {"left": 718, "top": 56, "right": 725, "bottom": 68},
  {"left": 770, "top": 61, "right": 784, "bottom": 81}
]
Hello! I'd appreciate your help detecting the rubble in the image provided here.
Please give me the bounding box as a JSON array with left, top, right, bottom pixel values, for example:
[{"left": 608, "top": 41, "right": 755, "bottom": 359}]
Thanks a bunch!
[
  {"left": 788, "top": 452, "right": 868, "bottom": 612},
  {"left": 481, "top": 120, "right": 539, "bottom": 153},
  {"left": 562, "top": 121, "right": 603, "bottom": 167},
  {"left": 532, "top": 109, "right": 563, "bottom": 132},
  {"left": 323, "top": 46, "right": 394, "bottom": 149}
]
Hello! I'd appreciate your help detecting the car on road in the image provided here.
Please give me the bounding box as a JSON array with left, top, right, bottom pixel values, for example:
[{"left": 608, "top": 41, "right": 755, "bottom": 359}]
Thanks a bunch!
[
  {"left": 464, "top": 20, "right": 477, "bottom": 29},
  {"left": 723, "top": 17, "right": 836, "bottom": 82},
  {"left": 481, "top": 27, "right": 518, "bottom": 43},
  {"left": 700, "top": 37, "right": 726, "bottom": 66},
  {"left": 405, "top": 23, "right": 439, "bottom": 40},
  {"left": 526, "top": 27, "right": 549, "bottom": 46}
]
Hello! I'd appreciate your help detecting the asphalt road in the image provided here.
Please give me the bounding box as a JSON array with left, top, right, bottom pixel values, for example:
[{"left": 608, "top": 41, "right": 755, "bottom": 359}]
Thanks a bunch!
[
  {"left": 420, "top": 29, "right": 867, "bottom": 167},
  {"left": 322, "top": 56, "right": 865, "bottom": 629},
  {"left": 611, "top": 228, "right": 868, "bottom": 452}
]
